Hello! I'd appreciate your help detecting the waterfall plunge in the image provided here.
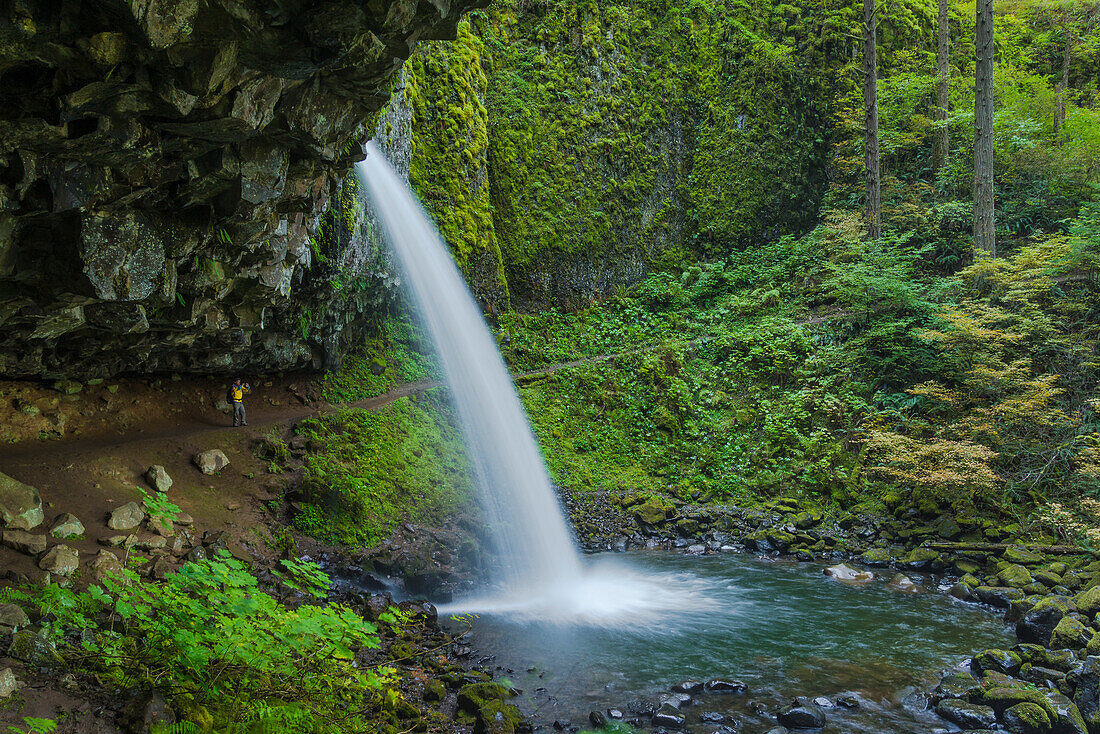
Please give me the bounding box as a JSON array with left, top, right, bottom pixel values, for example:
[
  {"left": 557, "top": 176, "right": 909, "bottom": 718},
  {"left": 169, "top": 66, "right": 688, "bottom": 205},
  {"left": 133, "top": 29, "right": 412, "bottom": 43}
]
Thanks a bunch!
[{"left": 359, "top": 144, "right": 714, "bottom": 626}]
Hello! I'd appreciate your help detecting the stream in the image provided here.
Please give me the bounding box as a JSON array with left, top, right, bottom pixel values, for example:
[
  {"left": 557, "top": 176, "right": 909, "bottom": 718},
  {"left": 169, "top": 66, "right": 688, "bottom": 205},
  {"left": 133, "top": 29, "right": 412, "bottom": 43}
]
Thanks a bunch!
[{"left": 445, "top": 551, "right": 1012, "bottom": 733}]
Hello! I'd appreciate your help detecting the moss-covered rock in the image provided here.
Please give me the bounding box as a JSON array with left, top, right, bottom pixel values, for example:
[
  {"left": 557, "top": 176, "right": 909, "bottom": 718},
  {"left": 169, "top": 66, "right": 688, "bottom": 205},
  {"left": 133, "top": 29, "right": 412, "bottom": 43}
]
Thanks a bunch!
[
  {"left": 1074, "top": 585, "right": 1100, "bottom": 618},
  {"left": 1004, "top": 546, "right": 1047, "bottom": 566},
  {"left": 860, "top": 548, "right": 895, "bottom": 567},
  {"left": 999, "top": 564, "right": 1035, "bottom": 588},
  {"left": 1001, "top": 701, "right": 1053, "bottom": 733},
  {"left": 900, "top": 547, "right": 940, "bottom": 569},
  {"left": 1049, "top": 616, "right": 1091, "bottom": 650},
  {"left": 475, "top": 700, "right": 525, "bottom": 734},
  {"left": 972, "top": 649, "right": 1022, "bottom": 676},
  {"left": 633, "top": 498, "right": 673, "bottom": 526},
  {"left": 458, "top": 682, "right": 514, "bottom": 715}
]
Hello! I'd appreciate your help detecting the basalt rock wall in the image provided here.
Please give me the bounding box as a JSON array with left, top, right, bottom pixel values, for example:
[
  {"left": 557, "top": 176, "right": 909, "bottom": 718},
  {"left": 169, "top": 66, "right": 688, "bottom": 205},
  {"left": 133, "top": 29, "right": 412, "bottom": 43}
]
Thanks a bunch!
[{"left": 0, "top": 0, "right": 484, "bottom": 379}]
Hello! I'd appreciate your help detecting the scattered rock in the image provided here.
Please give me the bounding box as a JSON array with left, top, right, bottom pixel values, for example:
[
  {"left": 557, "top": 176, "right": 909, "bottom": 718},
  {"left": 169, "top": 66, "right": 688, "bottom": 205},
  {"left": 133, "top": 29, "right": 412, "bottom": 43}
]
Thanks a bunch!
[
  {"left": 1002, "top": 701, "right": 1052, "bottom": 733},
  {"left": 588, "top": 710, "right": 607, "bottom": 728},
  {"left": 193, "top": 449, "right": 230, "bottom": 475},
  {"left": 887, "top": 573, "right": 920, "bottom": 592},
  {"left": 972, "top": 649, "right": 1023, "bottom": 676},
  {"left": 49, "top": 512, "right": 84, "bottom": 538},
  {"left": 704, "top": 679, "right": 747, "bottom": 694},
  {"left": 91, "top": 550, "right": 127, "bottom": 584},
  {"left": 824, "top": 563, "right": 873, "bottom": 583},
  {"left": 8, "top": 629, "right": 63, "bottom": 667},
  {"left": 998, "top": 564, "right": 1035, "bottom": 589},
  {"left": 836, "top": 695, "right": 859, "bottom": 708},
  {"left": 146, "top": 465, "right": 173, "bottom": 492},
  {"left": 1003, "top": 546, "right": 1046, "bottom": 566},
  {"left": 38, "top": 545, "right": 79, "bottom": 576},
  {"left": 859, "top": 548, "right": 893, "bottom": 567},
  {"left": 652, "top": 703, "right": 686, "bottom": 729},
  {"left": 0, "top": 471, "right": 44, "bottom": 530},
  {"left": 671, "top": 680, "right": 704, "bottom": 694},
  {"left": 2, "top": 529, "right": 48, "bottom": 555},
  {"left": 777, "top": 700, "right": 826, "bottom": 729},
  {"left": 175, "top": 512, "right": 194, "bottom": 526},
  {"left": 108, "top": 501, "right": 145, "bottom": 531},
  {"left": 0, "top": 668, "right": 16, "bottom": 698},
  {"left": 0, "top": 604, "right": 30, "bottom": 631},
  {"left": 1017, "top": 597, "right": 1075, "bottom": 645},
  {"left": 936, "top": 699, "right": 998, "bottom": 729}
]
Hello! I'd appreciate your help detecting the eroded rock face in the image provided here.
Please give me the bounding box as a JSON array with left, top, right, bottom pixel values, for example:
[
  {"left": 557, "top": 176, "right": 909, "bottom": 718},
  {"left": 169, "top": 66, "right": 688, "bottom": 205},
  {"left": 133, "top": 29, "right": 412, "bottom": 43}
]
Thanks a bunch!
[{"left": 0, "top": 0, "right": 485, "bottom": 379}]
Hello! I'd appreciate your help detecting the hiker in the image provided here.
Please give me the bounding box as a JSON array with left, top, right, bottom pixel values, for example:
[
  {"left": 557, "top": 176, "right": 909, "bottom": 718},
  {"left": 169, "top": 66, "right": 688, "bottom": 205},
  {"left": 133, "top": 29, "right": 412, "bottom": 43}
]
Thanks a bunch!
[{"left": 228, "top": 378, "right": 251, "bottom": 427}]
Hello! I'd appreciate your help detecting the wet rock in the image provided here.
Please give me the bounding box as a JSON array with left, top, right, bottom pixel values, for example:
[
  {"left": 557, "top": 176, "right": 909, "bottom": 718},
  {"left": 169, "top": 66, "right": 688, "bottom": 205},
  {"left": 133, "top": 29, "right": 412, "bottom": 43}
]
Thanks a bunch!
[
  {"left": 607, "top": 708, "right": 623, "bottom": 719},
  {"left": 0, "top": 604, "right": 30, "bottom": 631},
  {"left": 1073, "top": 585, "right": 1100, "bottom": 618},
  {"left": 458, "top": 682, "right": 513, "bottom": 714},
  {"left": 1035, "top": 570, "right": 1064, "bottom": 587},
  {"left": 933, "top": 671, "right": 982, "bottom": 701},
  {"left": 765, "top": 729, "right": 790, "bottom": 734},
  {"left": 38, "top": 545, "right": 79, "bottom": 575},
  {"left": 652, "top": 703, "right": 685, "bottom": 729},
  {"left": 835, "top": 695, "right": 859, "bottom": 708},
  {"left": 777, "top": 700, "right": 826, "bottom": 729},
  {"left": 626, "top": 698, "right": 656, "bottom": 716},
  {"left": 889, "top": 573, "right": 921, "bottom": 592},
  {"left": 900, "top": 547, "right": 940, "bottom": 570},
  {"left": 936, "top": 699, "right": 997, "bottom": 729},
  {"left": 588, "top": 710, "right": 606, "bottom": 728},
  {"left": 824, "top": 563, "right": 873, "bottom": 583},
  {"left": 976, "top": 586, "right": 1026, "bottom": 608},
  {"left": 49, "top": 513, "right": 84, "bottom": 539},
  {"left": 186, "top": 545, "right": 207, "bottom": 563},
  {"left": 0, "top": 668, "right": 16, "bottom": 698},
  {"left": 859, "top": 548, "right": 894, "bottom": 567},
  {"left": 0, "top": 471, "right": 44, "bottom": 530},
  {"left": 1017, "top": 597, "right": 1075, "bottom": 645},
  {"left": 2, "top": 529, "right": 48, "bottom": 555},
  {"left": 704, "top": 679, "right": 747, "bottom": 694},
  {"left": 1002, "top": 701, "right": 1052, "bottom": 733},
  {"left": 1070, "top": 657, "right": 1100, "bottom": 731},
  {"left": 108, "top": 501, "right": 145, "bottom": 531},
  {"left": 811, "top": 696, "right": 834, "bottom": 708},
  {"left": 671, "top": 680, "right": 704, "bottom": 694},
  {"left": 949, "top": 582, "right": 977, "bottom": 601},
  {"left": 194, "top": 449, "right": 230, "bottom": 475},
  {"left": 972, "top": 649, "right": 1022, "bottom": 675},
  {"left": 1043, "top": 691, "right": 1087, "bottom": 734},
  {"left": 146, "top": 465, "right": 173, "bottom": 492},
  {"left": 700, "top": 711, "right": 726, "bottom": 722}
]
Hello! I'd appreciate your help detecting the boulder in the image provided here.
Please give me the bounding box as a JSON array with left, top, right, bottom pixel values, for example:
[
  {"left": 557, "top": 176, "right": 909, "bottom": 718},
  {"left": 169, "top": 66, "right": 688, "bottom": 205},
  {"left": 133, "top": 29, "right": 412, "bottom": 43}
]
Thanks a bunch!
[
  {"left": 1, "top": 529, "right": 48, "bottom": 555},
  {"left": 777, "top": 700, "right": 826, "bottom": 729},
  {"left": 8, "top": 630, "right": 63, "bottom": 667},
  {"left": 193, "top": 449, "right": 230, "bottom": 475},
  {"left": 91, "top": 550, "right": 127, "bottom": 584},
  {"left": 108, "top": 501, "right": 145, "bottom": 531},
  {"left": 0, "top": 604, "right": 30, "bottom": 631},
  {"left": 457, "top": 682, "right": 513, "bottom": 715},
  {"left": 1002, "top": 701, "right": 1053, "bottom": 734},
  {"left": 934, "top": 671, "right": 982, "bottom": 702},
  {"left": 900, "top": 546, "right": 940, "bottom": 570},
  {"left": 1017, "top": 597, "right": 1075, "bottom": 645},
  {"left": 146, "top": 465, "right": 173, "bottom": 492},
  {"left": 1074, "top": 585, "right": 1100, "bottom": 619},
  {"left": 976, "top": 586, "right": 1026, "bottom": 608},
  {"left": 49, "top": 513, "right": 84, "bottom": 539},
  {"left": 998, "top": 564, "right": 1035, "bottom": 589},
  {"left": 0, "top": 668, "right": 16, "bottom": 699},
  {"left": 1071, "top": 657, "right": 1100, "bottom": 731},
  {"left": 936, "top": 699, "right": 997, "bottom": 729},
  {"left": 792, "top": 509, "right": 823, "bottom": 529},
  {"left": 887, "top": 573, "right": 921, "bottom": 592},
  {"left": 671, "top": 680, "right": 704, "bottom": 693},
  {"left": 0, "top": 471, "right": 44, "bottom": 530},
  {"left": 1050, "top": 616, "right": 1091, "bottom": 650},
  {"left": 704, "top": 679, "right": 747, "bottom": 694},
  {"left": 651, "top": 703, "right": 685, "bottom": 729},
  {"left": 859, "top": 548, "right": 894, "bottom": 567},
  {"left": 824, "top": 563, "right": 874, "bottom": 583},
  {"left": 38, "top": 545, "right": 79, "bottom": 576},
  {"left": 971, "top": 649, "right": 1022, "bottom": 676},
  {"left": 1004, "top": 546, "right": 1047, "bottom": 566}
]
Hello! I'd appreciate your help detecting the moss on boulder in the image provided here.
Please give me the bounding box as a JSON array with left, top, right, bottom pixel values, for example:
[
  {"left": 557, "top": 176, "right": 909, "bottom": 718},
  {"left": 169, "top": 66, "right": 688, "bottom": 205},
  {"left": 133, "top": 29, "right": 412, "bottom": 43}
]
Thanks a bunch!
[
  {"left": 999, "top": 564, "right": 1035, "bottom": 588},
  {"left": 1002, "top": 701, "right": 1053, "bottom": 733}
]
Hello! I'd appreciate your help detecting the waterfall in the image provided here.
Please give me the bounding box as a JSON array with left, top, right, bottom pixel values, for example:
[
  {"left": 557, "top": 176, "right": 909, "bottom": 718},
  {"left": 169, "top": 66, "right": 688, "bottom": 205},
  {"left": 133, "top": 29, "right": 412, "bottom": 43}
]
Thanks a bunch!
[
  {"left": 358, "top": 143, "right": 583, "bottom": 589},
  {"left": 359, "top": 143, "right": 714, "bottom": 626}
]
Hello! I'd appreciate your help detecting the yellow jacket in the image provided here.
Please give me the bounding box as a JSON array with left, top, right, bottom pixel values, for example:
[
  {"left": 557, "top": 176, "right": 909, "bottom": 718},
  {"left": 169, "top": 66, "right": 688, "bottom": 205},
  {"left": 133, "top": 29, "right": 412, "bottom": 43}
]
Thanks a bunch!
[{"left": 231, "top": 385, "right": 250, "bottom": 402}]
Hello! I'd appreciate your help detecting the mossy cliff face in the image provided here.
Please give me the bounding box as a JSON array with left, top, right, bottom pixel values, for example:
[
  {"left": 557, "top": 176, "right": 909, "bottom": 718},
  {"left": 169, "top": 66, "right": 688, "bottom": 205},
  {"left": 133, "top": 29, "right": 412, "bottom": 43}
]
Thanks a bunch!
[
  {"left": 0, "top": 0, "right": 484, "bottom": 378},
  {"left": 399, "top": 1, "right": 830, "bottom": 309}
]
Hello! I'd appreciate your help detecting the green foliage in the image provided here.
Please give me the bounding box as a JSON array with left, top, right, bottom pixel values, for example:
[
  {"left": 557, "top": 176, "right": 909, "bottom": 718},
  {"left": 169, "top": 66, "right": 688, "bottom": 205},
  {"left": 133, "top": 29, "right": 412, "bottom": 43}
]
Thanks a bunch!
[
  {"left": 297, "top": 397, "right": 472, "bottom": 546},
  {"left": 138, "top": 486, "right": 181, "bottom": 529},
  {"left": 321, "top": 313, "right": 439, "bottom": 403},
  {"left": 8, "top": 553, "right": 392, "bottom": 732},
  {"left": 6, "top": 719, "right": 57, "bottom": 734}
]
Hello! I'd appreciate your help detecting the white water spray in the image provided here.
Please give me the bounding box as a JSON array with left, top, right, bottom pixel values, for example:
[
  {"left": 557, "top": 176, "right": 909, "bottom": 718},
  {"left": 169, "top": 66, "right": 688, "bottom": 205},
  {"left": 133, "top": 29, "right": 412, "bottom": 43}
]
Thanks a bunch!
[{"left": 359, "top": 144, "right": 714, "bottom": 625}]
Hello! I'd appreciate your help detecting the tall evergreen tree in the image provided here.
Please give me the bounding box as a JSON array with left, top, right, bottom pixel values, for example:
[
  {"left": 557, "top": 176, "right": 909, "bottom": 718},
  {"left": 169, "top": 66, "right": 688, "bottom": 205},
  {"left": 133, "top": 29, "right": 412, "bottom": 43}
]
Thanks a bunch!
[
  {"left": 973, "top": 0, "right": 996, "bottom": 256},
  {"left": 864, "top": 0, "right": 881, "bottom": 240},
  {"left": 932, "top": 0, "right": 950, "bottom": 173}
]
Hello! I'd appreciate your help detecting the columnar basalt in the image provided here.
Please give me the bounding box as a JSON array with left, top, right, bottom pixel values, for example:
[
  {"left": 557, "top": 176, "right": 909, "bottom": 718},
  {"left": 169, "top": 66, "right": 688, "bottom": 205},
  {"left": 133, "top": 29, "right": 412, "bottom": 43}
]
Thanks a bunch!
[{"left": 0, "top": 0, "right": 484, "bottom": 378}]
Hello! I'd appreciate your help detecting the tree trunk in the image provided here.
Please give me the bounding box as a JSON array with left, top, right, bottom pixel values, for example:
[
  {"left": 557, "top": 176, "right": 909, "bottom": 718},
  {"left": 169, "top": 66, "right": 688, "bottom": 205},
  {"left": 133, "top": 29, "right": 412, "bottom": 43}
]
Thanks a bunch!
[
  {"left": 1057, "top": 30, "right": 1072, "bottom": 134},
  {"left": 932, "top": 0, "right": 950, "bottom": 174},
  {"left": 973, "top": 0, "right": 995, "bottom": 257},
  {"left": 864, "top": 0, "right": 881, "bottom": 240}
]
